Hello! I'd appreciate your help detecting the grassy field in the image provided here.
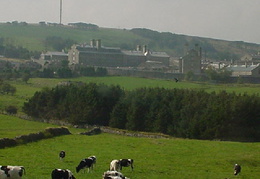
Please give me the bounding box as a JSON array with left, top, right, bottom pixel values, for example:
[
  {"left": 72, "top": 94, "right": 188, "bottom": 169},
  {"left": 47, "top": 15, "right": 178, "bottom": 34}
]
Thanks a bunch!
[
  {"left": 1, "top": 77, "right": 260, "bottom": 178},
  {"left": 0, "top": 114, "right": 56, "bottom": 138},
  {"left": 0, "top": 116, "right": 259, "bottom": 179}
]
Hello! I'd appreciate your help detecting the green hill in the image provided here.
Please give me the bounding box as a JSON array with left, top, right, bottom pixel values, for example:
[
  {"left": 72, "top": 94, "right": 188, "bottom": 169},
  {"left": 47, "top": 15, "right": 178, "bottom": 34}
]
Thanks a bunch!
[{"left": 0, "top": 22, "right": 260, "bottom": 60}]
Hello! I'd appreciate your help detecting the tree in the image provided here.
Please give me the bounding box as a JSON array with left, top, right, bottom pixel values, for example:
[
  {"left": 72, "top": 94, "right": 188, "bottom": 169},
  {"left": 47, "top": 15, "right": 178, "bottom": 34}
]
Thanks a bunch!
[
  {"left": 95, "top": 67, "right": 107, "bottom": 76},
  {"left": 22, "top": 73, "right": 30, "bottom": 83},
  {"left": 0, "top": 83, "right": 16, "bottom": 95},
  {"left": 184, "top": 71, "right": 195, "bottom": 81}
]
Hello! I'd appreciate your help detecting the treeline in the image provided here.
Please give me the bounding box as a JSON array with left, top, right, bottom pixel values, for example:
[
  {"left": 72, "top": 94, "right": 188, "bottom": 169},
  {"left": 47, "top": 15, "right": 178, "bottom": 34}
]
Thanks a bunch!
[
  {"left": 44, "top": 36, "right": 76, "bottom": 51},
  {"left": 68, "top": 22, "right": 99, "bottom": 30},
  {"left": 0, "top": 43, "right": 40, "bottom": 60},
  {"left": 0, "top": 35, "right": 75, "bottom": 60},
  {"left": 23, "top": 83, "right": 260, "bottom": 141}
]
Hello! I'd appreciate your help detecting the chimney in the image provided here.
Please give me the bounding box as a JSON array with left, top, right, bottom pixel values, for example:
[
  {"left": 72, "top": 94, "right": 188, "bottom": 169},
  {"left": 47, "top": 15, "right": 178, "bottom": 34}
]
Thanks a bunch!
[
  {"left": 143, "top": 45, "right": 147, "bottom": 53},
  {"left": 96, "top": 39, "right": 101, "bottom": 50},
  {"left": 90, "top": 39, "right": 96, "bottom": 47},
  {"left": 136, "top": 45, "right": 141, "bottom": 51}
]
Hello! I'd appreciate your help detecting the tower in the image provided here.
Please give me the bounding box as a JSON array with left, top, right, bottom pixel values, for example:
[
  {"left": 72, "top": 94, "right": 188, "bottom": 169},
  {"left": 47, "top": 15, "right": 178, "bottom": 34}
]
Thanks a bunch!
[{"left": 60, "top": 0, "right": 62, "bottom": 24}]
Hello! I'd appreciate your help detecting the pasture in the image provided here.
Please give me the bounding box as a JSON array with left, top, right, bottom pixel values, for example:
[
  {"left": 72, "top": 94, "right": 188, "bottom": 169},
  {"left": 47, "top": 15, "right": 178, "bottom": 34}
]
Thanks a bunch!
[
  {"left": 0, "top": 24, "right": 149, "bottom": 51},
  {"left": 0, "top": 116, "right": 259, "bottom": 179}
]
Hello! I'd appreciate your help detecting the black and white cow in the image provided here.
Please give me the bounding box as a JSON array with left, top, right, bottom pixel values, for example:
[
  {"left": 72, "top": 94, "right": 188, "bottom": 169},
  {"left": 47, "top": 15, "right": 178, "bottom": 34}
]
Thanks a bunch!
[
  {"left": 0, "top": 165, "right": 25, "bottom": 179},
  {"left": 110, "top": 160, "right": 120, "bottom": 171},
  {"left": 59, "top": 150, "right": 66, "bottom": 160},
  {"left": 51, "top": 169, "right": 75, "bottom": 179},
  {"left": 76, "top": 156, "right": 96, "bottom": 173},
  {"left": 234, "top": 164, "right": 241, "bottom": 175},
  {"left": 119, "top": 159, "right": 134, "bottom": 171},
  {"left": 103, "top": 170, "right": 130, "bottom": 179}
]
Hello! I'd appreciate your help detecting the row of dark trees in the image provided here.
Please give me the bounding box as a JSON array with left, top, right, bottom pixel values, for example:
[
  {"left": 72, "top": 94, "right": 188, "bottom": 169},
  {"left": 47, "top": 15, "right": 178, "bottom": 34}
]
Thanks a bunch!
[
  {"left": 44, "top": 36, "right": 76, "bottom": 52},
  {"left": 0, "top": 58, "right": 108, "bottom": 81},
  {"left": 23, "top": 83, "right": 260, "bottom": 141},
  {"left": 0, "top": 36, "right": 75, "bottom": 60},
  {"left": 0, "top": 44, "right": 39, "bottom": 59}
]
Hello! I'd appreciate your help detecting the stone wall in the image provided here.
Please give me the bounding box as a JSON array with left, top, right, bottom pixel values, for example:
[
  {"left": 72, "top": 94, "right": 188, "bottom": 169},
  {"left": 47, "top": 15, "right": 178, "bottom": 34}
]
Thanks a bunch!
[{"left": 0, "top": 127, "right": 71, "bottom": 149}]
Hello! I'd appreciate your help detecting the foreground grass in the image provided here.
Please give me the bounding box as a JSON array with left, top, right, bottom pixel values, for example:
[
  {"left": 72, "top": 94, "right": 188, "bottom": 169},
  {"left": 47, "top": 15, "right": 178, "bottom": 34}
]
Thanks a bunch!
[{"left": 0, "top": 133, "right": 259, "bottom": 179}]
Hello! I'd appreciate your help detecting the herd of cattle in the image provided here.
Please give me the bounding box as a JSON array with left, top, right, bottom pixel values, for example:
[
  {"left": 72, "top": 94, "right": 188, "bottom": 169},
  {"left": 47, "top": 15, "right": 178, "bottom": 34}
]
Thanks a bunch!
[
  {"left": 0, "top": 150, "right": 242, "bottom": 179},
  {"left": 0, "top": 151, "right": 133, "bottom": 179}
]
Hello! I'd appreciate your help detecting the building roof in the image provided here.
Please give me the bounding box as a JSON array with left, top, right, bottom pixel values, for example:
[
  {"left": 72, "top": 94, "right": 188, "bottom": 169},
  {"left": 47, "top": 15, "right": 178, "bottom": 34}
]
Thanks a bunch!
[
  {"left": 76, "top": 45, "right": 122, "bottom": 54},
  {"left": 122, "top": 50, "right": 169, "bottom": 58},
  {"left": 148, "top": 51, "right": 170, "bottom": 58},
  {"left": 43, "top": 51, "right": 68, "bottom": 56},
  {"left": 226, "top": 64, "right": 259, "bottom": 72},
  {"left": 121, "top": 50, "right": 145, "bottom": 56}
]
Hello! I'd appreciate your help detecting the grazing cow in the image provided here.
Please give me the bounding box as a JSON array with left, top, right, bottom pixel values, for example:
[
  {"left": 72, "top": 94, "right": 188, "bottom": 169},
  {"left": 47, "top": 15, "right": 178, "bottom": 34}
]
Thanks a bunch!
[
  {"left": 103, "top": 170, "right": 130, "bottom": 179},
  {"left": 119, "top": 159, "right": 134, "bottom": 171},
  {"left": 110, "top": 160, "right": 120, "bottom": 171},
  {"left": 0, "top": 166, "right": 25, "bottom": 179},
  {"left": 76, "top": 156, "right": 96, "bottom": 173},
  {"left": 51, "top": 169, "right": 75, "bottom": 179},
  {"left": 234, "top": 164, "right": 241, "bottom": 175},
  {"left": 59, "top": 150, "right": 66, "bottom": 160}
]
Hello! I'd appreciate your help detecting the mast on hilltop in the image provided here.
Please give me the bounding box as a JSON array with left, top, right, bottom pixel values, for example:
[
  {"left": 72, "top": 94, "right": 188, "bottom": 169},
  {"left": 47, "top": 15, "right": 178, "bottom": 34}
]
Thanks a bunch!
[{"left": 60, "top": 0, "right": 62, "bottom": 24}]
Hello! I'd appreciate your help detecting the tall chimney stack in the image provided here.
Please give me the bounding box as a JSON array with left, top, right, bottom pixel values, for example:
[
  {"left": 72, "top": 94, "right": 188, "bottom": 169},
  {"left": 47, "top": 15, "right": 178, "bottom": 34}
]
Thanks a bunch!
[
  {"left": 96, "top": 39, "right": 101, "bottom": 50},
  {"left": 143, "top": 45, "right": 147, "bottom": 53}
]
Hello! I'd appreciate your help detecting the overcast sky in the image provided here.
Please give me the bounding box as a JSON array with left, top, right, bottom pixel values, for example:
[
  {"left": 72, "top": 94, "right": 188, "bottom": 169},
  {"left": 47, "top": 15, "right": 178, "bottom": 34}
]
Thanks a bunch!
[{"left": 1, "top": 0, "right": 260, "bottom": 44}]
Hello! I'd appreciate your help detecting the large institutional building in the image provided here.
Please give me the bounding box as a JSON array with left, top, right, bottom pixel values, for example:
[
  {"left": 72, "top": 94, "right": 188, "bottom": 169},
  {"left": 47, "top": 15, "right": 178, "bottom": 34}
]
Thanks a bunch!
[{"left": 68, "top": 39, "right": 170, "bottom": 68}]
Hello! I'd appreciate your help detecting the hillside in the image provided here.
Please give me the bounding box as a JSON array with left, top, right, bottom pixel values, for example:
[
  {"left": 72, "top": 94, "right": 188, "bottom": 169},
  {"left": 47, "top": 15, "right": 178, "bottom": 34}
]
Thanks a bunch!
[
  {"left": 0, "top": 22, "right": 260, "bottom": 61},
  {"left": 0, "top": 115, "right": 259, "bottom": 178}
]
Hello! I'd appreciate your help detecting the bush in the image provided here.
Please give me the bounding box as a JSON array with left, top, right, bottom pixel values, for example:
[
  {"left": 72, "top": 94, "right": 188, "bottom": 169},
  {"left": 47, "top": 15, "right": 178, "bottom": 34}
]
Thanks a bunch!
[{"left": 5, "top": 105, "right": 18, "bottom": 114}]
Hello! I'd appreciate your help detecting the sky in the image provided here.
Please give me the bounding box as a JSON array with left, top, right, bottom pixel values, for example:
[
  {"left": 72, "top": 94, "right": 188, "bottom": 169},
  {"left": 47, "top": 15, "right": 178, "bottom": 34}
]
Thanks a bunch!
[{"left": 1, "top": 0, "right": 260, "bottom": 44}]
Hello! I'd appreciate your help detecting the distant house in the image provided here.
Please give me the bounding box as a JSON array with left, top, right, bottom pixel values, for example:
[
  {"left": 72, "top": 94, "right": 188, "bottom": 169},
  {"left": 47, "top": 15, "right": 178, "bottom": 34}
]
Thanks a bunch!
[
  {"left": 179, "top": 47, "right": 202, "bottom": 74},
  {"left": 68, "top": 40, "right": 170, "bottom": 69},
  {"left": 36, "top": 51, "right": 68, "bottom": 69},
  {"left": 226, "top": 64, "right": 260, "bottom": 77},
  {"left": 40, "top": 51, "right": 68, "bottom": 61}
]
